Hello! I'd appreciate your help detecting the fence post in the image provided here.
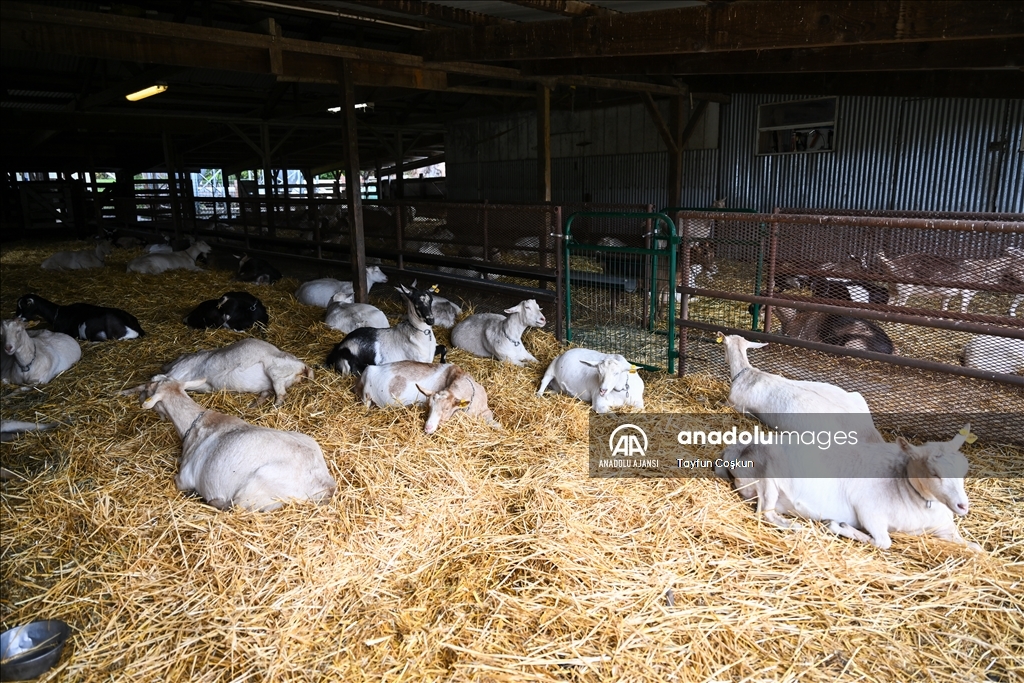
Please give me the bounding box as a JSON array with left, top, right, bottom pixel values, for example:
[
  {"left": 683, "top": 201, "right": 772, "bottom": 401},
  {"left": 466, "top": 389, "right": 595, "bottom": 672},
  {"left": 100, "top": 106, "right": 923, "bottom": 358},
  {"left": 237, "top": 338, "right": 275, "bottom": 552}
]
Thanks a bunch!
[
  {"left": 554, "top": 205, "right": 564, "bottom": 342},
  {"left": 678, "top": 213, "right": 691, "bottom": 376},
  {"left": 764, "top": 210, "right": 780, "bottom": 334}
]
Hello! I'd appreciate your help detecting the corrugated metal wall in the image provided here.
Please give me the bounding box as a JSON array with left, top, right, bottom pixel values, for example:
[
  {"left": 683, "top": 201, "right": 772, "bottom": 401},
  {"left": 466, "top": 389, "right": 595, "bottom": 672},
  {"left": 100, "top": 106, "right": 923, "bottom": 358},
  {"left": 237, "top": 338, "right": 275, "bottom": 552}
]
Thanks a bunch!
[{"left": 447, "top": 95, "right": 1023, "bottom": 213}]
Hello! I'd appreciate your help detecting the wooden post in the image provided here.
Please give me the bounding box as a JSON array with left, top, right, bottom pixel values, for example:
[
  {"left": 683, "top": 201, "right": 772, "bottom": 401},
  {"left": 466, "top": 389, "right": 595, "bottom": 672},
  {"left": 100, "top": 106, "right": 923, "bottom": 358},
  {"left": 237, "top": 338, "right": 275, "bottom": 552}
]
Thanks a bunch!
[
  {"left": 260, "top": 122, "right": 275, "bottom": 237},
  {"left": 340, "top": 60, "right": 368, "bottom": 303},
  {"left": 537, "top": 84, "right": 551, "bottom": 203},
  {"left": 162, "top": 132, "right": 181, "bottom": 238},
  {"left": 394, "top": 132, "right": 404, "bottom": 201},
  {"left": 668, "top": 95, "right": 685, "bottom": 209}
]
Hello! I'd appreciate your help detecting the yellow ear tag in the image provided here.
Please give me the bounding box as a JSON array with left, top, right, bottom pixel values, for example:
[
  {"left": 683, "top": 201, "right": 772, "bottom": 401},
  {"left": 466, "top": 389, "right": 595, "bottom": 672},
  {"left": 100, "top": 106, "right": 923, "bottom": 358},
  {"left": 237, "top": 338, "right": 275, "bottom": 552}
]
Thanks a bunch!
[
  {"left": 458, "top": 399, "right": 470, "bottom": 407},
  {"left": 958, "top": 428, "right": 977, "bottom": 444},
  {"left": 715, "top": 332, "right": 724, "bottom": 344},
  {"left": 430, "top": 284, "right": 440, "bottom": 293},
  {"left": 142, "top": 396, "right": 157, "bottom": 409},
  {"left": 629, "top": 365, "right": 637, "bottom": 374}
]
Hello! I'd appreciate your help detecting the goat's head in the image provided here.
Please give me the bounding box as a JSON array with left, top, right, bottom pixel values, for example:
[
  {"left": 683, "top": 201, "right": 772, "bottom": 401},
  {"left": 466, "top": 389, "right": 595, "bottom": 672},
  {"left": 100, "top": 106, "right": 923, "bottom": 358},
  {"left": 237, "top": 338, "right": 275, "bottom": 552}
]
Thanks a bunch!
[
  {"left": 580, "top": 354, "right": 634, "bottom": 397},
  {"left": 903, "top": 424, "right": 973, "bottom": 516},
  {"left": 14, "top": 294, "right": 42, "bottom": 322},
  {"left": 506, "top": 299, "right": 546, "bottom": 328},
  {"left": 1, "top": 318, "right": 29, "bottom": 355},
  {"left": 417, "top": 375, "right": 473, "bottom": 434},
  {"left": 398, "top": 283, "right": 435, "bottom": 327},
  {"left": 366, "top": 265, "right": 388, "bottom": 286}
]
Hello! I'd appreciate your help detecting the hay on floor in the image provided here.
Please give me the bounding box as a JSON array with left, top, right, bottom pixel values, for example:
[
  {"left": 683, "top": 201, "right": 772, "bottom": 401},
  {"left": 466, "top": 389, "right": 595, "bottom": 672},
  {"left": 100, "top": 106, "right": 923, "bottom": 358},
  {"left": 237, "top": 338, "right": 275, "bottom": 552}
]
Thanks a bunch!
[{"left": 1, "top": 240, "right": 1022, "bottom": 682}]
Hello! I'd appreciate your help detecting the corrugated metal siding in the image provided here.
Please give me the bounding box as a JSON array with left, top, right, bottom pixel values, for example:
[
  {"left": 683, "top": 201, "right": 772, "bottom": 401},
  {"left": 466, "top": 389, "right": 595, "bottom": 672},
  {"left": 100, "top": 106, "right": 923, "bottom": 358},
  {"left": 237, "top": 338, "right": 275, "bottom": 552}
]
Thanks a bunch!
[{"left": 447, "top": 94, "right": 1023, "bottom": 213}]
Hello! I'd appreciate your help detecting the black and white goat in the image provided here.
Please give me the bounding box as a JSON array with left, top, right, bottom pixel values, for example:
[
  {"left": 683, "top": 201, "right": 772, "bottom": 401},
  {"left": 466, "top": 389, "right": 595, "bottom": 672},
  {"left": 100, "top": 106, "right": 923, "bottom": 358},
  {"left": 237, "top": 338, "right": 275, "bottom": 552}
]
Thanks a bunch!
[
  {"left": 325, "top": 283, "right": 444, "bottom": 375},
  {"left": 183, "top": 292, "right": 269, "bottom": 331},
  {"left": 15, "top": 293, "right": 144, "bottom": 341},
  {"left": 236, "top": 254, "right": 282, "bottom": 285}
]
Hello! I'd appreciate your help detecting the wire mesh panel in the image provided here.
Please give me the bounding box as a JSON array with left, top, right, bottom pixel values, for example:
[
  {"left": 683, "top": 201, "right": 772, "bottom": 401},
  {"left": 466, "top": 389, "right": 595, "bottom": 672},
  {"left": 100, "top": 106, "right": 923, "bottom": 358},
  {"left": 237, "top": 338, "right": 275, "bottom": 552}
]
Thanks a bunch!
[
  {"left": 564, "top": 212, "right": 677, "bottom": 372},
  {"left": 675, "top": 209, "right": 1024, "bottom": 443}
]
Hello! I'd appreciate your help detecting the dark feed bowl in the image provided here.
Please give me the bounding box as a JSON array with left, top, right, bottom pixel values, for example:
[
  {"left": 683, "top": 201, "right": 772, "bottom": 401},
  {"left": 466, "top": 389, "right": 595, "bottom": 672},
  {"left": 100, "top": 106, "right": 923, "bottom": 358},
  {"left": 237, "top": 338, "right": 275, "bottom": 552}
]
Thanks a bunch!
[{"left": 0, "top": 620, "right": 70, "bottom": 681}]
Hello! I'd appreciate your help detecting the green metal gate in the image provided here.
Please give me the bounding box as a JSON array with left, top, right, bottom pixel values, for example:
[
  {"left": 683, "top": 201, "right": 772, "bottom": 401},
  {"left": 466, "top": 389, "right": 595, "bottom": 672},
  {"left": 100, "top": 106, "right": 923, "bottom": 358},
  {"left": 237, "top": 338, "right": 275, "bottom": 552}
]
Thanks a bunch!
[{"left": 563, "top": 212, "right": 679, "bottom": 373}]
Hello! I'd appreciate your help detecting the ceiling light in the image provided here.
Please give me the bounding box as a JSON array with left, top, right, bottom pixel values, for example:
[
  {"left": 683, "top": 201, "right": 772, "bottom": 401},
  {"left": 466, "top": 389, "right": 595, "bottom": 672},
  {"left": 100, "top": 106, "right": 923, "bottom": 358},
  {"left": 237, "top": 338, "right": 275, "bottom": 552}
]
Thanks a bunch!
[
  {"left": 125, "top": 84, "right": 168, "bottom": 102},
  {"left": 327, "top": 103, "right": 373, "bottom": 113}
]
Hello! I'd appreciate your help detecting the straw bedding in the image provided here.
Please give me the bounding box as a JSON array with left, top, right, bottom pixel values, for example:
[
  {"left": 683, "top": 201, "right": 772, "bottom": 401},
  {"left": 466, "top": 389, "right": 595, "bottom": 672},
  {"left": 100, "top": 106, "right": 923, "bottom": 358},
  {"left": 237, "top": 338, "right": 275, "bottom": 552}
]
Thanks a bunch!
[{"left": 2, "top": 241, "right": 1022, "bottom": 682}]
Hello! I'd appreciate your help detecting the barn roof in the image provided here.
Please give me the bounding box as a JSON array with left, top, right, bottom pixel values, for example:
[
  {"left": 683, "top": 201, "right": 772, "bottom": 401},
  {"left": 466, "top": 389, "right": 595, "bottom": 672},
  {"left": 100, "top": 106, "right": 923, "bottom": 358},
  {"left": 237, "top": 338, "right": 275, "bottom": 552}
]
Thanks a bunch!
[{"left": 2, "top": 0, "right": 1021, "bottom": 174}]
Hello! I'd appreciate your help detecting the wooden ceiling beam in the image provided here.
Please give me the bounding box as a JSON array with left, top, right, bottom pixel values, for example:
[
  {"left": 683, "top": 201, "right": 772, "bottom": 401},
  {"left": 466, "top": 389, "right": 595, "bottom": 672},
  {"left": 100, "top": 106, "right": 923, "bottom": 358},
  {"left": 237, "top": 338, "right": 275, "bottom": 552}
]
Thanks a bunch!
[
  {"left": 503, "top": 1, "right": 618, "bottom": 18},
  {"left": 522, "top": 38, "right": 1024, "bottom": 76},
  {"left": 418, "top": 1, "right": 1024, "bottom": 62},
  {"left": 337, "top": 0, "right": 514, "bottom": 27}
]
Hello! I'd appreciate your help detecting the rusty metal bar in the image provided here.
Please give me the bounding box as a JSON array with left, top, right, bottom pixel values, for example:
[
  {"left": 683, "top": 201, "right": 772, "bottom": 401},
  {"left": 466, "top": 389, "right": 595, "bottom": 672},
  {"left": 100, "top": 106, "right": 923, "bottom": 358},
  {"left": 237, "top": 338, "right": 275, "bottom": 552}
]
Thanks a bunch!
[
  {"left": 684, "top": 286, "right": 1024, "bottom": 337},
  {"left": 675, "top": 210, "right": 1024, "bottom": 233},
  {"left": 680, "top": 318, "right": 1024, "bottom": 387}
]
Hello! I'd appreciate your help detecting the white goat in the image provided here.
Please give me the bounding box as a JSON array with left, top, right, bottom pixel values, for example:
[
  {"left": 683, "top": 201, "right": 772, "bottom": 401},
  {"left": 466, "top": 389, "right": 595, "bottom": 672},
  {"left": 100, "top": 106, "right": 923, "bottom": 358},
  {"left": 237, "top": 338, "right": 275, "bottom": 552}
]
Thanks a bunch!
[
  {"left": 1, "top": 420, "right": 58, "bottom": 443},
  {"left": 295, "top": 266, "right": 388, "bottom": 308},
  {"left": 719, "top": 333, "right": 883, "bottom": 442},
  {"left": 877, "top": 250, "right": 1024, "bottom": 313},
  {"left": 960, "top": 334, "right": 1024, "bottom": 374},
  {"left": 127, "top": 241, "right": 212, "bottom": 274},
  {"left": 132, "top": 376, "right": 335, "bottom": 511},
  {"left": 716, "top": 425, "right": 981, "bottom": 551},
  {"left": 324, "top": 291, "right": 390, "bottom": 334},
  {"left": 430, "top": 293, "right": 462, "bottom": 329},
  {"left": 537, "top": 348, "right": 645, "bottom": 413},
  {"left": 1, "top": 319, "right": 82, "bottom": 386},
  {"left": 357, "top": 361, "right": 500, "bottom": 433},
  {"left": 41, "top": 241, "right": 112, "bottom": 270},
  {"left": 143, "top": 338, "right": 312, "bottom": 406},
  {"left": 450, "top": 299, "right": 546, "bottom": 366}
]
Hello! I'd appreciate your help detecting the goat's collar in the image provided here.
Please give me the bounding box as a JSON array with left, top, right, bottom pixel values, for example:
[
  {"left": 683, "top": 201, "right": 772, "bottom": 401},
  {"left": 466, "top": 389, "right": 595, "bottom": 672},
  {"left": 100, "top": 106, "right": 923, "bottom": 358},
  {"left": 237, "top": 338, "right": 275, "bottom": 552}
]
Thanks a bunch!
[
  {"left": 460, "top": 381, "right": 476, "bottom": 413},
  {"left": 731, "top": 367, "right": 749, "bottom": 382},
  {"left": 502, "top": 326, "right": 521, "bottom": 347},
  {"left": 182, "top": 410, "right": 206, "bottom": 442},
  {"left": 15, "top": 341, "right": 37, "bottom": 373},
  {"left": 907, "top": 477, "right": 934, "bottom": 509},
  {"left": 612, "top": 376, "right": 630, "bottom": 394},
  {"left": 421, "top": 327, "right": 432, "bottom": 337}
]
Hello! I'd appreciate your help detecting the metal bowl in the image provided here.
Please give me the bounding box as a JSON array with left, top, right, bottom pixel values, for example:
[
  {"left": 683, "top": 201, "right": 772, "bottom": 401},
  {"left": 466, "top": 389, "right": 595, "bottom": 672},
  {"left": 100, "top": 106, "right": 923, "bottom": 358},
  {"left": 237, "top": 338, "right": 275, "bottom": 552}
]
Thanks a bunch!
[{"left": 0, "top": 620, "right": 70, "bottom": 681}]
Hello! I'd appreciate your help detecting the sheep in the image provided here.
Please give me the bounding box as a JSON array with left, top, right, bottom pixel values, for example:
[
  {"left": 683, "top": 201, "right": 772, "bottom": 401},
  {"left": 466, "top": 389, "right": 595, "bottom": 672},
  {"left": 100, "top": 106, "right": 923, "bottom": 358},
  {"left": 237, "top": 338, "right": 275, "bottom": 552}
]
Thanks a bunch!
[
  {"left": 41, "top": 240, "right": 112, "bottom": 270},
  {"left": 138, "top": 338, "right": 312, "bottom": 406},
  {"left": 774, "top": 307, "right": 895, "bottom": 354},
  {"left": 127, "top": 241, "right": 212, "bottom": 274},
  {"left": 1, "top": 318, "right": 82, "bottom": 386},
  {"left": 183, "top": 292, "right": 269, "bottom": 331},
  {"left": 129, "top": 376, "right": 335, "bottom": 511},
  {"left": 356, "top": 361, "right": 500, "bottom": 433},
  {"left": 236, "top": 254, "right": 282, "bottom": 285},
  {"left": 450, "top": 299, "right": 546, "bottom": 366},
  {"left": 325, "top": 282, "right": 440, "bottom": 375},
  {"left": 294, "top": 266, "right": 388, "bottom": 307},
  {"left": 1, "top": 420, "right": 58, "bottom": 443},
  {"left": 715, "top": 425, "right": 981, "bottom": 551},
  {"left": 960, "top": 334, "right": 1024, "bottom": 374},
  {"left": 324, "top": 291, "right": 390, "bottom": 334},
  {"left": 537, "top": 348, "right": 645, "bottom": 413},
  {"left": 15, "top": 293, "right": 145, "bottom": 341},
  {"left": 718, "top": 333, "right": 883, "bottom": 442}
]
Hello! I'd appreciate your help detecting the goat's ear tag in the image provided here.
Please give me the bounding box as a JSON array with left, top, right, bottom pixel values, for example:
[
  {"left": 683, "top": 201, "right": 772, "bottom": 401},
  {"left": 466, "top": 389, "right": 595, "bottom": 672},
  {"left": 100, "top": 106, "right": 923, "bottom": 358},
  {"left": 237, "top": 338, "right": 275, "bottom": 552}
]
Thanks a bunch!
[
  {"left": 142, "top": 396, "right": 157, "bottom": 409},
  {"left": 430, "top": 284, "right": 440, "bottom": 293},
  {"left": 458, "top": 399, "right": 470, "bottom": 407},
  {"left": 715, "top": 332, "right": 724, "bottom": 343},
  {"left": 629, "top": 365, "right": 638, "bottom": 374},
  {"left": 958, "top": 428, "right": 977, "bottom": 444}
]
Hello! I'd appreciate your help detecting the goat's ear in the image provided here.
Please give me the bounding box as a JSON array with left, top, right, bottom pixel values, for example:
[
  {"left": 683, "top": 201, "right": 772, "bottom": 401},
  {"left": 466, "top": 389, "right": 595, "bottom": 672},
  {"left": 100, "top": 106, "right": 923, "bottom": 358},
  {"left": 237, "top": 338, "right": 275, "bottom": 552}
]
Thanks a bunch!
[
  {"left": 503, "top": 304, "right": 521, "bottom": 315},
  {"left": 119, "top": 382, "right": 148, "bottom": 396},
  {"left": 745, "top": 340, "right": 768, "bottom": 349},
  {"left": 415, "top": 383, "right": 434, "bottom": 398},
  {"left": 897, "top": 436, "right": 927, "bottom": 460},
  {"left": 181, "top": 378, "right": 207, "bottom": 391},
  {"left": 579, "top": 359, "right": 600, "bottom": 368},
  {"left": 141, "top": 394, "right": 160, "bottom": 410}
]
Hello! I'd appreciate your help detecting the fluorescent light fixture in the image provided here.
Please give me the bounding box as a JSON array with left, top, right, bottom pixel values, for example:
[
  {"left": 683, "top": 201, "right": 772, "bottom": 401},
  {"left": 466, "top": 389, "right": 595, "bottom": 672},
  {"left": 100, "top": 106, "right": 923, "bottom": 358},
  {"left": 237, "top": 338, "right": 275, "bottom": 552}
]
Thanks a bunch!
[
  {"left": 125, "top": 84, "right": 168, "bottom": 102},
  {"left": 327, "top": 102, "right": 373, "bottom": 113}
]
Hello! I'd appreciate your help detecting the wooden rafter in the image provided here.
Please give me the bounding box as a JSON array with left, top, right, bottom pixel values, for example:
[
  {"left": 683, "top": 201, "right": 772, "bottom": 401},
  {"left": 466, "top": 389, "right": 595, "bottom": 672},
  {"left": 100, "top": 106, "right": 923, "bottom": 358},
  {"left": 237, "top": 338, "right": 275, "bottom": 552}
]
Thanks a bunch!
[
  {"left": 503, "top": 1, "right": 617, "bottom": 18},
  {"left": 523, "top": 38, "right": 1024, "bottom": 76},
  {"left": 338, "top": 0, "right": 514, "bottom": 26},
  {"left": 418, "top": 1, "right": 1024, "bottom": 62}
]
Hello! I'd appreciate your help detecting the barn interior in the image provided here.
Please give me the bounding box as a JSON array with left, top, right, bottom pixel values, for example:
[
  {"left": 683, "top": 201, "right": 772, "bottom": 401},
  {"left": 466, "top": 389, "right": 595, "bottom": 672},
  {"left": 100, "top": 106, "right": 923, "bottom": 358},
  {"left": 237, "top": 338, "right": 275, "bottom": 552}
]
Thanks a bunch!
[{"left": 2, "top": 2, "right": 1024, "bottom": 682}]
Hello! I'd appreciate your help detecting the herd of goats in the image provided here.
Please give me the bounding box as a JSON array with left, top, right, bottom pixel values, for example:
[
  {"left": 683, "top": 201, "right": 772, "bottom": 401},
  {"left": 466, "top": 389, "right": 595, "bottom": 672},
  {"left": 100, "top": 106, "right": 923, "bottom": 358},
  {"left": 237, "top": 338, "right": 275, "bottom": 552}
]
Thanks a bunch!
[{"left": 0, "top": 231, "right": 1016, "bottom": 553}]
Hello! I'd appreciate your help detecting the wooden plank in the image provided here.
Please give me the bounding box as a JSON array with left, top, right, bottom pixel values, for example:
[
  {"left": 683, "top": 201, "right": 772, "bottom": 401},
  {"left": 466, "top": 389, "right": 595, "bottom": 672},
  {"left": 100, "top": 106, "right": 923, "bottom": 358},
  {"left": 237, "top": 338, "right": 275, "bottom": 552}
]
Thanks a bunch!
[
  {"left": 504, "top": 1, "right": 617, "bottom": 17},
  {"left": 419, "top": 1, "right": 1024, "bottom": 62},
  {"left": 641, "top": 93, "right": 678, "bottom": 155},
  {"left": 679, "top": 70, "right": 1024, "bottom": 98},
  {"left": 522, "top": 38, "right": 1024, "bottom": 75},
  {"left": 340, "top": 61, "right": 368, "bottom": 303},
  {"left": 340, "top": 0, "right": 514, "bottom": 26},
  {"left": 537, "top": 85, "right": 551, "bottom": 203}
]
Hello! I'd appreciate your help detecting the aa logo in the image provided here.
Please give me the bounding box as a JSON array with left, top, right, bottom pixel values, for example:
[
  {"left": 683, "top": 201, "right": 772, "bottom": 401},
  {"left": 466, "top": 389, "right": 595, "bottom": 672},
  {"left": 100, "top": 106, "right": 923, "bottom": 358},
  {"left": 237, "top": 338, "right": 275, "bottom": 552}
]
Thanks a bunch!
[{"left": 609, "top": 424, "right": 648, "bottom": 458}]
